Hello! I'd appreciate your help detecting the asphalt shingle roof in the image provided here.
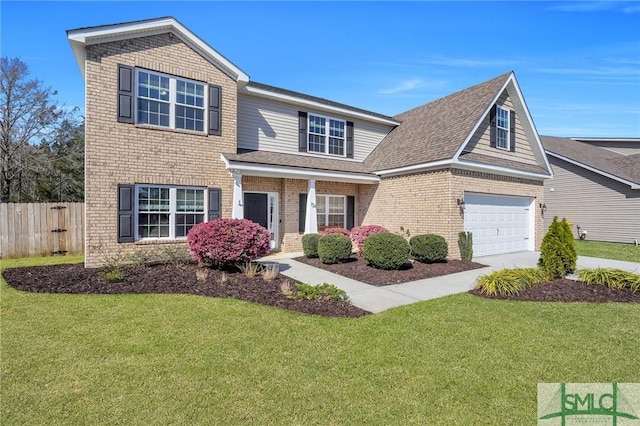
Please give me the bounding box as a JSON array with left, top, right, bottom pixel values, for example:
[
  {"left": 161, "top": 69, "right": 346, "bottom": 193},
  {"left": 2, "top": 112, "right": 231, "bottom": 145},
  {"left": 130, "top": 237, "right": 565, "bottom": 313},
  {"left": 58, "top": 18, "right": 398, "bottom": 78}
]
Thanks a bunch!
[
  {"left": 541, "top": 136, "right": 640, "bottom": 186},
  {"left": 364, "top": 72, "right": 512, "bottom": 171},
  {"left": 223, "top": 150, "right": 374, "bottom": 175}
]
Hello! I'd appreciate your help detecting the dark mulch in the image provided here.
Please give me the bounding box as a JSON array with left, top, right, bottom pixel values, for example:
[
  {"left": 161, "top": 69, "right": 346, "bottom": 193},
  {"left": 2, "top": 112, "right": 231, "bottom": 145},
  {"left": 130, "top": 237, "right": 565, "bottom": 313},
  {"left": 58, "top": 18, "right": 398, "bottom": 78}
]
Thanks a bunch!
[
  {"left": 469, "top": 278, "right": 640, "bottom": 303},
  {"left": 294, "top": 256, "right": 487, "bottom": 286},
  {"left": 2, "top": 263, "right": 370, "bottom": 318}
]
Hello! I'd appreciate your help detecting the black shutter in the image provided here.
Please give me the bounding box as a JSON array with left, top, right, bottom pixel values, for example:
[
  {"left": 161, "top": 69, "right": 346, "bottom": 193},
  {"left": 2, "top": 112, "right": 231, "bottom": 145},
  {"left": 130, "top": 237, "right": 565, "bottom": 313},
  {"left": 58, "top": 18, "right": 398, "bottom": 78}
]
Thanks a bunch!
[
  {"left": 299, "top": 193, "right": 307, "bottom": 233},
  {"left": 298, "top": 111, "right": 308, "bottom": 152},
  {"left": 208, "top": 85, "right": 221, "bottom": 136},
  {"left": 489, "top": 105, "right": 497, "bottom": 148},
  {"left": 509, "top": 110, "right": 516, "bottom": 152},
  {"left": 346, "top": 121, "right": 354, "bottom": 158},
  {"left": 346, "top": 196, "right": 355, "bottom": 230},
  {"left": 208, "top": 188, "right": 221, "bottom": 220},
  {"left": 117, "top": 65, "right": 134, "bottom": 124},
  {"left": 117, "top": 184, "right": 134, "bottom": 243}
]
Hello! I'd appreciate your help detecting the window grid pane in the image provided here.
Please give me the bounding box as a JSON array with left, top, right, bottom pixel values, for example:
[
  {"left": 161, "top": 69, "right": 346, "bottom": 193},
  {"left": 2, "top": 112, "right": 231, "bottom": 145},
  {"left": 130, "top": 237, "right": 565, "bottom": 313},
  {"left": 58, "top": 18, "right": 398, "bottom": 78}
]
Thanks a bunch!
[{"left": 175, "top": 213, "right": 204, "bottom": 237}]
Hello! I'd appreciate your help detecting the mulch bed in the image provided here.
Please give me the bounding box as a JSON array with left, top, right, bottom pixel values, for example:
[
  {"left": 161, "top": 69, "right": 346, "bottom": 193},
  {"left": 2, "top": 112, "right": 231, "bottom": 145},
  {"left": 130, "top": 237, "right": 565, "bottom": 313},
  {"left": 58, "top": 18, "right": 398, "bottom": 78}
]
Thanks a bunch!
[
  {"left": 294, "top": 256, "right": 487, "bottom": 286},
  {"left": 2, "top": 263, "right": 370, "bottom": 318},
  {"left": 469, "top": 278, "right": 640, "bottom": 303}
]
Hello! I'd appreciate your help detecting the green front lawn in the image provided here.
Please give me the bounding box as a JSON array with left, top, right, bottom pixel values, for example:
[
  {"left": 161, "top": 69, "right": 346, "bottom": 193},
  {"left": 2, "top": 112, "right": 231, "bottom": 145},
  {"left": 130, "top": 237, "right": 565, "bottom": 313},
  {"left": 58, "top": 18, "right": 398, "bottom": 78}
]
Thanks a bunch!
[
  {"left": 2, "top": 256, "right": 639, "bottom": 424},
  {"left": 576, "top": 240, "right": 640, "bottom": 263}
]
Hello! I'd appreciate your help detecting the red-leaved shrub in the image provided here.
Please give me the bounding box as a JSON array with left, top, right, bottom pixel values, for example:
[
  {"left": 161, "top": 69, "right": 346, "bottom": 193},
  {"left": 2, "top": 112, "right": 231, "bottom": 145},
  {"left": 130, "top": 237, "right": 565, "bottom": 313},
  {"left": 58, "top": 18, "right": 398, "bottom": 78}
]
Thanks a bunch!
[
  {"left": 350, "top": 225, "right": 388, "bottom": 256},
  {"left": 187, "top": 218, "right": 270, "bottom": 269},
  {"left": 321, "top": 227, "right": 351, "bottom": 237}
]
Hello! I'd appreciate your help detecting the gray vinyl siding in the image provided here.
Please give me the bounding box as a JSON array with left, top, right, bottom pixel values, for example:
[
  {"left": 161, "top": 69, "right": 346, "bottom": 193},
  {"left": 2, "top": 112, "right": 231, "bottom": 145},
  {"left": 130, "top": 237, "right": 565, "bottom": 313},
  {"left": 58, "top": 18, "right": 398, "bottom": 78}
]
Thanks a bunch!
[
  {"left": 544, "top": 156, "right": 640, "bottom": 244},
  {"left": 464, "top": 91, "right": 540, "bottom": 166},
  {"left": 237, "top": 94, "right": 393, "bottom": 162}
]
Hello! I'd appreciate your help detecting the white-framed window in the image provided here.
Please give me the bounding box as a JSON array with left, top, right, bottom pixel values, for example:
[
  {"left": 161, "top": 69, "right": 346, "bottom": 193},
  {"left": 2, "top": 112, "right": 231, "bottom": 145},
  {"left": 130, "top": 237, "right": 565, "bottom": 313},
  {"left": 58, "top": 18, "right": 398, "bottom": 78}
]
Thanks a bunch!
[
  {"left": 316, "top": 194, "right": 346, "bottom": 230},
  {"left": 136, "top": 70, "right": 206, "bottom": 132},
  {"left": 308, "top": 114, "right": 345, "bottom": 156},
  {"left": 136, "top": 185, "right": 205, "bottom": 240},
  {"left": 496, "top": 106, "right": 510, "bottom": 150}
]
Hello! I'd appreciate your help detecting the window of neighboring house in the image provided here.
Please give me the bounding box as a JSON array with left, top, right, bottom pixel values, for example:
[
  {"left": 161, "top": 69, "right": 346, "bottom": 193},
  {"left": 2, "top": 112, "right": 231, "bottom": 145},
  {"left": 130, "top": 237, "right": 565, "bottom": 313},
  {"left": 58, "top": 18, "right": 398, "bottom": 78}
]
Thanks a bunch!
[
  {"left": 496, "top": 106, "right": 510, "bottom": 150},
  {"left": 136, "top": 185, "right": 205, "bottom": 240},
  {"left": 308, "top": 114, "right": 345, "bottom": 156},
  {"left": 137, "top": 70, "right": 206, "bottom": 132},
  {"left": 316, "top": 195, "right": 346, "bottom": 230}
]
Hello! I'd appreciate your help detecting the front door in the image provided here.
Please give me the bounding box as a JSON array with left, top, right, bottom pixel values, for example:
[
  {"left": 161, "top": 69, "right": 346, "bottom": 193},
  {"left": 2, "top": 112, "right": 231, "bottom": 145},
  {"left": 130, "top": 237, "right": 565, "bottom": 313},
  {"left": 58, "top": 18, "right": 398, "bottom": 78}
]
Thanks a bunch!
[
  {"left": 244, "top": 193, "right": 268, "bottom": 229},
  {"left": 243, "top": 192, "right": 279, "bottom": 249}
]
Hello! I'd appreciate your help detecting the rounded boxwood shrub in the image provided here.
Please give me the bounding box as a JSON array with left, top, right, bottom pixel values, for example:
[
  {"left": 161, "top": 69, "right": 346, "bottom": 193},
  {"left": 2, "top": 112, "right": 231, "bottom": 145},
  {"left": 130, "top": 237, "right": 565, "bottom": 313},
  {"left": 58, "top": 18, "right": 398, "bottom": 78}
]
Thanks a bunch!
[
  {"left": 350, "top": 225, "right": 388, "bottom": 256},
  {"left": 302, "top": 233, "right": 320, "bottom": 258},
  {"left": 187, "top": 218, "right": 270, "bottom": 269},
  {"left": 410, "top": 234, "right": 448, "bottom": 263},
  {"left": 363, "top": 232, "right": 410, "bottom": 270},
  {"left": 317, "top": 233, "right": 353, "bottom": 264}
]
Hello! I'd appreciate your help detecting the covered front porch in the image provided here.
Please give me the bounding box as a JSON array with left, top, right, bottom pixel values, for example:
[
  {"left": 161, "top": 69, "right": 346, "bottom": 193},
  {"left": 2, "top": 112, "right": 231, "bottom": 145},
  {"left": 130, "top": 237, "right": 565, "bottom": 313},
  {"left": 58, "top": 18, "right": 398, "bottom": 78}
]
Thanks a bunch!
[{"left": 221, "top": 153, "right": 379, "bottom": 252}]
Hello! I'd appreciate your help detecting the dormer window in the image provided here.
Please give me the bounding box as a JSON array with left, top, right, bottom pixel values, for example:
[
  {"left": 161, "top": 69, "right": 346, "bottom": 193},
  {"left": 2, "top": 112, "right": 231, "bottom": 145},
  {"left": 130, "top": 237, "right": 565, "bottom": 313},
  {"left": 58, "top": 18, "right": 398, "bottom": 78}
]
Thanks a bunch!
[
  {"left": 496, "top": 106, "right": 509, "bottom": 150},
  {"left": 308, "top": 114, "right": 346, "bottom": 156}
]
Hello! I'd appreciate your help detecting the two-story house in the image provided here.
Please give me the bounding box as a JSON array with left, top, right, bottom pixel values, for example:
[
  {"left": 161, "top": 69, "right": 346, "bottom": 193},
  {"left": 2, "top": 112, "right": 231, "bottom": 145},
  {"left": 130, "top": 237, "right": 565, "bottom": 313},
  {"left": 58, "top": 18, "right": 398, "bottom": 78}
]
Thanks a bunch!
[{"left": 68, "top": 17, "right": 553, "bottom": 268}]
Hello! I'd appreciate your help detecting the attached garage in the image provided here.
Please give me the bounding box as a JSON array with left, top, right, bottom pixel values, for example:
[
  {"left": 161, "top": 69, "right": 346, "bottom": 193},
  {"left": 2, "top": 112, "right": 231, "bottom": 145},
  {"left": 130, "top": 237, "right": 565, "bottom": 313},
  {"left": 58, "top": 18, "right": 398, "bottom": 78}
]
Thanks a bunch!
[{"left": 463, "top": 193, "right": 535, "bottom": 256}]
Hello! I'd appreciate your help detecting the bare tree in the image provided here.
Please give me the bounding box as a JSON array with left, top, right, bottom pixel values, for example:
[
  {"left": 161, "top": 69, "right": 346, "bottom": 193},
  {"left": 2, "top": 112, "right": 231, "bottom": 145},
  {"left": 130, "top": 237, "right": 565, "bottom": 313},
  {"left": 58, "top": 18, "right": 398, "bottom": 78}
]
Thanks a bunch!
[{"left": 1, "top": 57, "right": 63, "bottom": 202}]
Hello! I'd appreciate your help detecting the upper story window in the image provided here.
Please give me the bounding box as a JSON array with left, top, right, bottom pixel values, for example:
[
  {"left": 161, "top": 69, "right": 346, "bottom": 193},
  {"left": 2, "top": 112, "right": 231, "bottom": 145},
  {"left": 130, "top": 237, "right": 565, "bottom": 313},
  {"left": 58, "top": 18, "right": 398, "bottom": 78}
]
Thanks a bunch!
[
  {"left": 308, "top": 114, "right": 346, "bottom": 156},
  {"left": 496, "top": 106, "right": 510, "bottom": 150},
  {"left": 136, "top": 70, "right": 206, "bottom": 132}
]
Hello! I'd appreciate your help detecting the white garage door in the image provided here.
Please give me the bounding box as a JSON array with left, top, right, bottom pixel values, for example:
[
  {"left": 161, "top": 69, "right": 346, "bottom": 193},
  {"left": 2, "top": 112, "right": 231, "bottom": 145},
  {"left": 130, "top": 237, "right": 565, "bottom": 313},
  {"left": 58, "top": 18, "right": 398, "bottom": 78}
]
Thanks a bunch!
[{"left": 463, "top": 193, "right": 534, "bottom": 257}]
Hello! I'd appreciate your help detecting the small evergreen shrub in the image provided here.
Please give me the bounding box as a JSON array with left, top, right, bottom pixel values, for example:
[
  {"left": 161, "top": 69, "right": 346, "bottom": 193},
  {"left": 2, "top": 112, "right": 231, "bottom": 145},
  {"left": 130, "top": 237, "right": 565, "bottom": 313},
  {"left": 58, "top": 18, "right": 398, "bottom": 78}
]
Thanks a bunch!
[
  {"left": 317, "top": 233, "right": 353, "bottom": 264},
  {"left": 577, "top": 268, "right": 640, "bottom": 293},
  {"left": 350, "top": 225, "right": 388, "bottom": 256},
  {"left": 302, "top": 233, "right": 320, "bottom": 258},
  {"left": 538, "top": 216, "right": 577, "bottom": 278},
  {"left": 475, "top": 267, "right": 548, "bottom": 296},
  {"left": 458, "top": 231, "right": 473, "bottom": 261},
  {"left": 294, "top": 282, "right": 348, "bottom": 302},
  {"left": 410, "top": 234, "right": 448, "bottom": 263},
  {"left": 187, "top": 218, "right": 270, "bottom": 269},
  {"left": 363, "top": 232, "right": 410, "bottom": 270},
  {"left": 321, "top": 227, "right": 351, "bottom": 237}
]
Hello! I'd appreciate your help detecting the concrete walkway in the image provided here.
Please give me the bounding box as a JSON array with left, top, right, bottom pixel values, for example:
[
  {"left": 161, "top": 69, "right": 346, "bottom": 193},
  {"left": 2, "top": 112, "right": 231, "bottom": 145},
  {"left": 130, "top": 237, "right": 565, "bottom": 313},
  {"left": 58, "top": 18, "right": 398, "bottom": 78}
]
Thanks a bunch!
[{"left": 261, "top": 251, "right": 640, "bottom": 313}]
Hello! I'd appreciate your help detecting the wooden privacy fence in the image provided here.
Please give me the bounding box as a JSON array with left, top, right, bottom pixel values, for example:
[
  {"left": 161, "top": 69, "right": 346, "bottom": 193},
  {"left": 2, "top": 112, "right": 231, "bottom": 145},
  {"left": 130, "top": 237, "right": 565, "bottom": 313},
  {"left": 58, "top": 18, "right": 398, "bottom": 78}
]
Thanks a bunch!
[{"left": 0, "top": 203, "right": 84, "bottom": 259}]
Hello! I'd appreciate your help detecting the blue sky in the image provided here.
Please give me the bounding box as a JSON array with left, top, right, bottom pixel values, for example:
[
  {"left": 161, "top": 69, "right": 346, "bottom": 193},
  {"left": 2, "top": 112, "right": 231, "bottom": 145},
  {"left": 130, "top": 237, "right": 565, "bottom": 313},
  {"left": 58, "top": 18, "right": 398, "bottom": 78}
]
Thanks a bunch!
[{"left": 2, "top": 1, "right": 639, "bottom": 137}]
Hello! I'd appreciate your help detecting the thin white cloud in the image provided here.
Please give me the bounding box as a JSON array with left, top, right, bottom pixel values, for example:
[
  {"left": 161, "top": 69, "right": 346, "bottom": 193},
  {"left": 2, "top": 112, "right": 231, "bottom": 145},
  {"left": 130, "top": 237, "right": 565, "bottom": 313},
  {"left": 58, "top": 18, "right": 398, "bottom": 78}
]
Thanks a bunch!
[
  {"left": 531, "top": 66, "right": 640, "bottom": 81},
  {"left": 379, "top": 78, "right": 426, "bottom": 95},
  {"left": 547, "top": 1, "right": 640, "bottom": 13},
  {"left": 420, "top": 55, "right": 520, "bottom": 69}
]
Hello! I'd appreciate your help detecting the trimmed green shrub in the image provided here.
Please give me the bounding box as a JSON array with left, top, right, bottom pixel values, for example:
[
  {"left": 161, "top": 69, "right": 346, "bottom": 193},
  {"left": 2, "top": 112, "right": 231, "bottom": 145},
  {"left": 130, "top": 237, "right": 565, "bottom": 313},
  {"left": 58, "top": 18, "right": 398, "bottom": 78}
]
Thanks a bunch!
[
  {"left": 294, "top": 283, "right": 348, "bottom": 302},
  {"left": 317, "top": 233, "right": 353, "bottom": 264},
  {"left": 302, "top": 233, "right": 320, "bottom": 258},
  {"left": 410, "top": 234, "right": 448, "bottom": 263},
  {"left": 458, "top": 231, "right": 473, "bottom": 261},
  {"left": 577, "top": 268, "right": 640, "bottom": 293},
  {"left": 363, "top": 232, "right": 410, "bottom": 270},
  {"left": 538, "top": 216, "right": 577, "bottom": 278},
  {"left": 475, "top": 267, "right": 548, "bottom": 296}
]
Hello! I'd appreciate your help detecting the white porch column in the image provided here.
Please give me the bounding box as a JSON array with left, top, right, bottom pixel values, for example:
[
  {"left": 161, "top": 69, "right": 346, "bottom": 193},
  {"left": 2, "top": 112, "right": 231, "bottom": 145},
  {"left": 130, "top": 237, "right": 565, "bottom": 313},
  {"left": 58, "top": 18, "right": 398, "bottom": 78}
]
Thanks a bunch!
[
  {"left": 231, "top": 171, "right": 244, "bottom": 219},
  {"left": 304, "top": 179, "right": 318, "bottom": 234}
]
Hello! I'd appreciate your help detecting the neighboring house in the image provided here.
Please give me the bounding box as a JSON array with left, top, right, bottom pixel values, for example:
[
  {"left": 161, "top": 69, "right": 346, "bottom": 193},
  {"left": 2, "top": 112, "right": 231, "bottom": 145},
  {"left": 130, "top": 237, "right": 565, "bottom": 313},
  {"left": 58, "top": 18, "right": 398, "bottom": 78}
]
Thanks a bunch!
[
  {"left": 67, "top": 17, "right": 553, "bottom": 268},
  {"left": 541, "top": 136, "right": 640, "bottom": 244}
]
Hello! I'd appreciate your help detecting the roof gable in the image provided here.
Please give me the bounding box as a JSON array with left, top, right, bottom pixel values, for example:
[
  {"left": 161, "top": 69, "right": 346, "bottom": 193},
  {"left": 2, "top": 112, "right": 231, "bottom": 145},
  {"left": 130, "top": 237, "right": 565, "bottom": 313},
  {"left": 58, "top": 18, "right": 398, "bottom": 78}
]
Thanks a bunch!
[
  {"left": 67, "top": 17, "right": 249, "bottom": 83},
  {"left": 365, "top": 73, "right": 511, "bottom": 172}
]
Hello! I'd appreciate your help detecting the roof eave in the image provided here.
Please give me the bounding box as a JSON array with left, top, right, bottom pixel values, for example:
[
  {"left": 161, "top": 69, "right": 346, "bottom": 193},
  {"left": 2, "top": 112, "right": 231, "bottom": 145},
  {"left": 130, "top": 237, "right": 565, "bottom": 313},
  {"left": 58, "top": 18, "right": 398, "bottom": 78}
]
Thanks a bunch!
[
  {"left": 221, "top": 154, "right": 380, "bottom": 184},
  {"left": 545, "top": 150, "right": 640, "bottom": 189},
  {"left": 241, "top": 84, "right": 401, "bottom": 126},
  {"left": 454, "top": 158, "right": 553, "bottom": 181}
]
